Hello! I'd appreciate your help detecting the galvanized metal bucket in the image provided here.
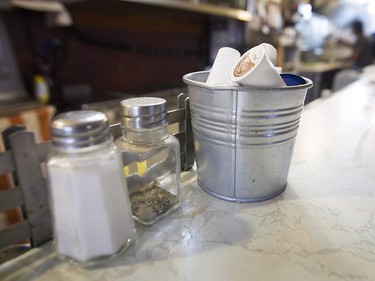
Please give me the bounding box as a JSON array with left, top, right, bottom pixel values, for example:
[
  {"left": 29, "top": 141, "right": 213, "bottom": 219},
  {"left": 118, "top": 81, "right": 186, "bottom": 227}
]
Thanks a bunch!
[{"left": 183, "top": 71, "right": 313, "bottom": 202}]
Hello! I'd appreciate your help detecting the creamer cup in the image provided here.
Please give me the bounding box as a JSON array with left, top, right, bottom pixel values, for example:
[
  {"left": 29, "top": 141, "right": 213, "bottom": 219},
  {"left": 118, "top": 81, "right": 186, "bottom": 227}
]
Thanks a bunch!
[
  {"left": 206, "top": 47, "right": 240, "bottom": 86},
  {"left": 230, "top": 44, "right": 286, "bottom": 87},
  {"left": 262, "top": 43, "right": 277, "bottom": 65}
]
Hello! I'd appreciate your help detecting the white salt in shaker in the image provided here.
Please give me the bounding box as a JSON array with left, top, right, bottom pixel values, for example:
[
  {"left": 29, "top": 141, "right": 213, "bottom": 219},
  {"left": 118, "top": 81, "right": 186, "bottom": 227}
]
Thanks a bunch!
[
  {"left": 47, "top": 110, "right": 135, "bottom": 264},
  {"left": 115, "top": 97, "right": 181, "bottom": 225}
]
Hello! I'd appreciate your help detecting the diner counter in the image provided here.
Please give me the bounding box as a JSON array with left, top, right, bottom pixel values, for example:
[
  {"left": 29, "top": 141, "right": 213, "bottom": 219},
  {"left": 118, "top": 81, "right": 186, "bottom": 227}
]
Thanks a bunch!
[
  {"left": 1, "top": 77, "right": 375, "bottom": 280},
  {"left": 295, "top": 61, "right": 351, "bottom": 73}
]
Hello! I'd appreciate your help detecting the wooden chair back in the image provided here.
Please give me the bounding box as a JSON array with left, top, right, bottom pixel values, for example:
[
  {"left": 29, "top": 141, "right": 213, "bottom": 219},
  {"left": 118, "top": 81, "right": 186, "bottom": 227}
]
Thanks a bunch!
[{"left": 0, "top": 127, "right": 52, "bottom": 263}]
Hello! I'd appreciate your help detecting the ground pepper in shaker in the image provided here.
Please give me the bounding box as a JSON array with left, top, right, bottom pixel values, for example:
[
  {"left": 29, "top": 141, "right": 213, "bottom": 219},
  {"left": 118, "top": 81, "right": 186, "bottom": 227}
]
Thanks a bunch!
[
  {"left": 115, "top": 97, "right": 181, "bottom": 225},
  {"left": 47, "top": 110, "right": 135, "bottom": 264}
]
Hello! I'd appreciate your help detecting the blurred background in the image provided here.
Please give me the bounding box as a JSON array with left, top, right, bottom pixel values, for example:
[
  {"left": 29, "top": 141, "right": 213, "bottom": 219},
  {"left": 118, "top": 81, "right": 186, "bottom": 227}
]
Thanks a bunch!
[{"left": 1, "top": 0, "right": 375, "bottom": 119}]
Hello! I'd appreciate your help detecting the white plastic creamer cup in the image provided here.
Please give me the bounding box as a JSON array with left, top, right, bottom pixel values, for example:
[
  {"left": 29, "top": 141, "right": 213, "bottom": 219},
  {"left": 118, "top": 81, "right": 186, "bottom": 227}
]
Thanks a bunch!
[
  {"left": 230, "top": 44, "right": 286, "bottom": 88},
  {"left": 263, "top": 43, "right": 277, "bottom": 65},
  {"left": 206, "top": 47, "right": 240, "bottom": 86}
]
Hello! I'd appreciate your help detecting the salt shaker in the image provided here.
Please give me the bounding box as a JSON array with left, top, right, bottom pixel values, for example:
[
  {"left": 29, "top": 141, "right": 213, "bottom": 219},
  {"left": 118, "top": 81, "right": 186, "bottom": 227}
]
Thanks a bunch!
[
  {"left": 115, "top": 97, "right": 181, "bottom": 225},
  {"left": 47, "top": 110, "right": 135, "bottom": 264}
]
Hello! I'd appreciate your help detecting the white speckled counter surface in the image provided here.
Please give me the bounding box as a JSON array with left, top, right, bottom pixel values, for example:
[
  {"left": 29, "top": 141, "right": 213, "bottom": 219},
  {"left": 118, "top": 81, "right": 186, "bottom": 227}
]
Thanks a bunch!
[{"left": 1, "top": 77, "right": 375, "bottom": 281}]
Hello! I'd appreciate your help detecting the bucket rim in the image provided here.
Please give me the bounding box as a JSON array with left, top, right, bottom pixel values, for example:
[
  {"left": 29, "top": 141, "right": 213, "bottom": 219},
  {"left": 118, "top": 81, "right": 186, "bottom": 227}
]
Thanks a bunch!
[{"left": 183, "top": 70, "right": 313, "bottom": 91}]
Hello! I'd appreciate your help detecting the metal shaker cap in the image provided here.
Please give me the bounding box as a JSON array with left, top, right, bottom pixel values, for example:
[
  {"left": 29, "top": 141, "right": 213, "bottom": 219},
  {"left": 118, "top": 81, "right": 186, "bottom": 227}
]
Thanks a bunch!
[
  {"left": 50, "top": 110, "right": 111, "bottom": 148},
  {"left": 120, "top": 97, "right": 168, "bottom": 129}
]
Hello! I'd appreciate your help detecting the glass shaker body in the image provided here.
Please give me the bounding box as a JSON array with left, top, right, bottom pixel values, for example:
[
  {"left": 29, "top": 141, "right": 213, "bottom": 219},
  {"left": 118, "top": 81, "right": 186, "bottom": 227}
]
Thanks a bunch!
[
  {"left": 47, "top": 110, "right": 135, "bottom": 264},
  {"left": 116, "top": 97, "right": 181, "bottom": 225}
]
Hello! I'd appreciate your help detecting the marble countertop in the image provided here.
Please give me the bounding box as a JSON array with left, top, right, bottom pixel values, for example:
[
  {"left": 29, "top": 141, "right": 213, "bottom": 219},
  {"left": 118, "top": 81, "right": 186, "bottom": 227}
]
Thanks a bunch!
[{"left": 1, "top": 77, "right": 375, "bottom": 281}]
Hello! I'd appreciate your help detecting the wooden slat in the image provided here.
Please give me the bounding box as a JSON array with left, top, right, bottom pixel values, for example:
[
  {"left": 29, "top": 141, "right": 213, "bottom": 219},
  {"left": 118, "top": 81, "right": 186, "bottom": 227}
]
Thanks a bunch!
[
  {"left": 0, "top": 221, "right": 30, "bottom": 250},
  {"left": 8, "top": 131, "right": 52, "bottom": 247},
  {"left": 0, "top": 151, "right": 15, "bottom": 174},
  {"left": 0, "top": 188, "right": 23, "bottom": 212},
  {"left": 36, "top": 142, "right": 51, "bottom": 163}
]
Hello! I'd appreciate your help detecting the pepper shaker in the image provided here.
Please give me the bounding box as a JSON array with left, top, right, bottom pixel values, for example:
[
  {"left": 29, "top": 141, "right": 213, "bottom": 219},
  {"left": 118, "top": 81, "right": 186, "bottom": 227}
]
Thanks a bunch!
[{"left": 115, "top": 97, "right": 181, "bottom": 225}]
